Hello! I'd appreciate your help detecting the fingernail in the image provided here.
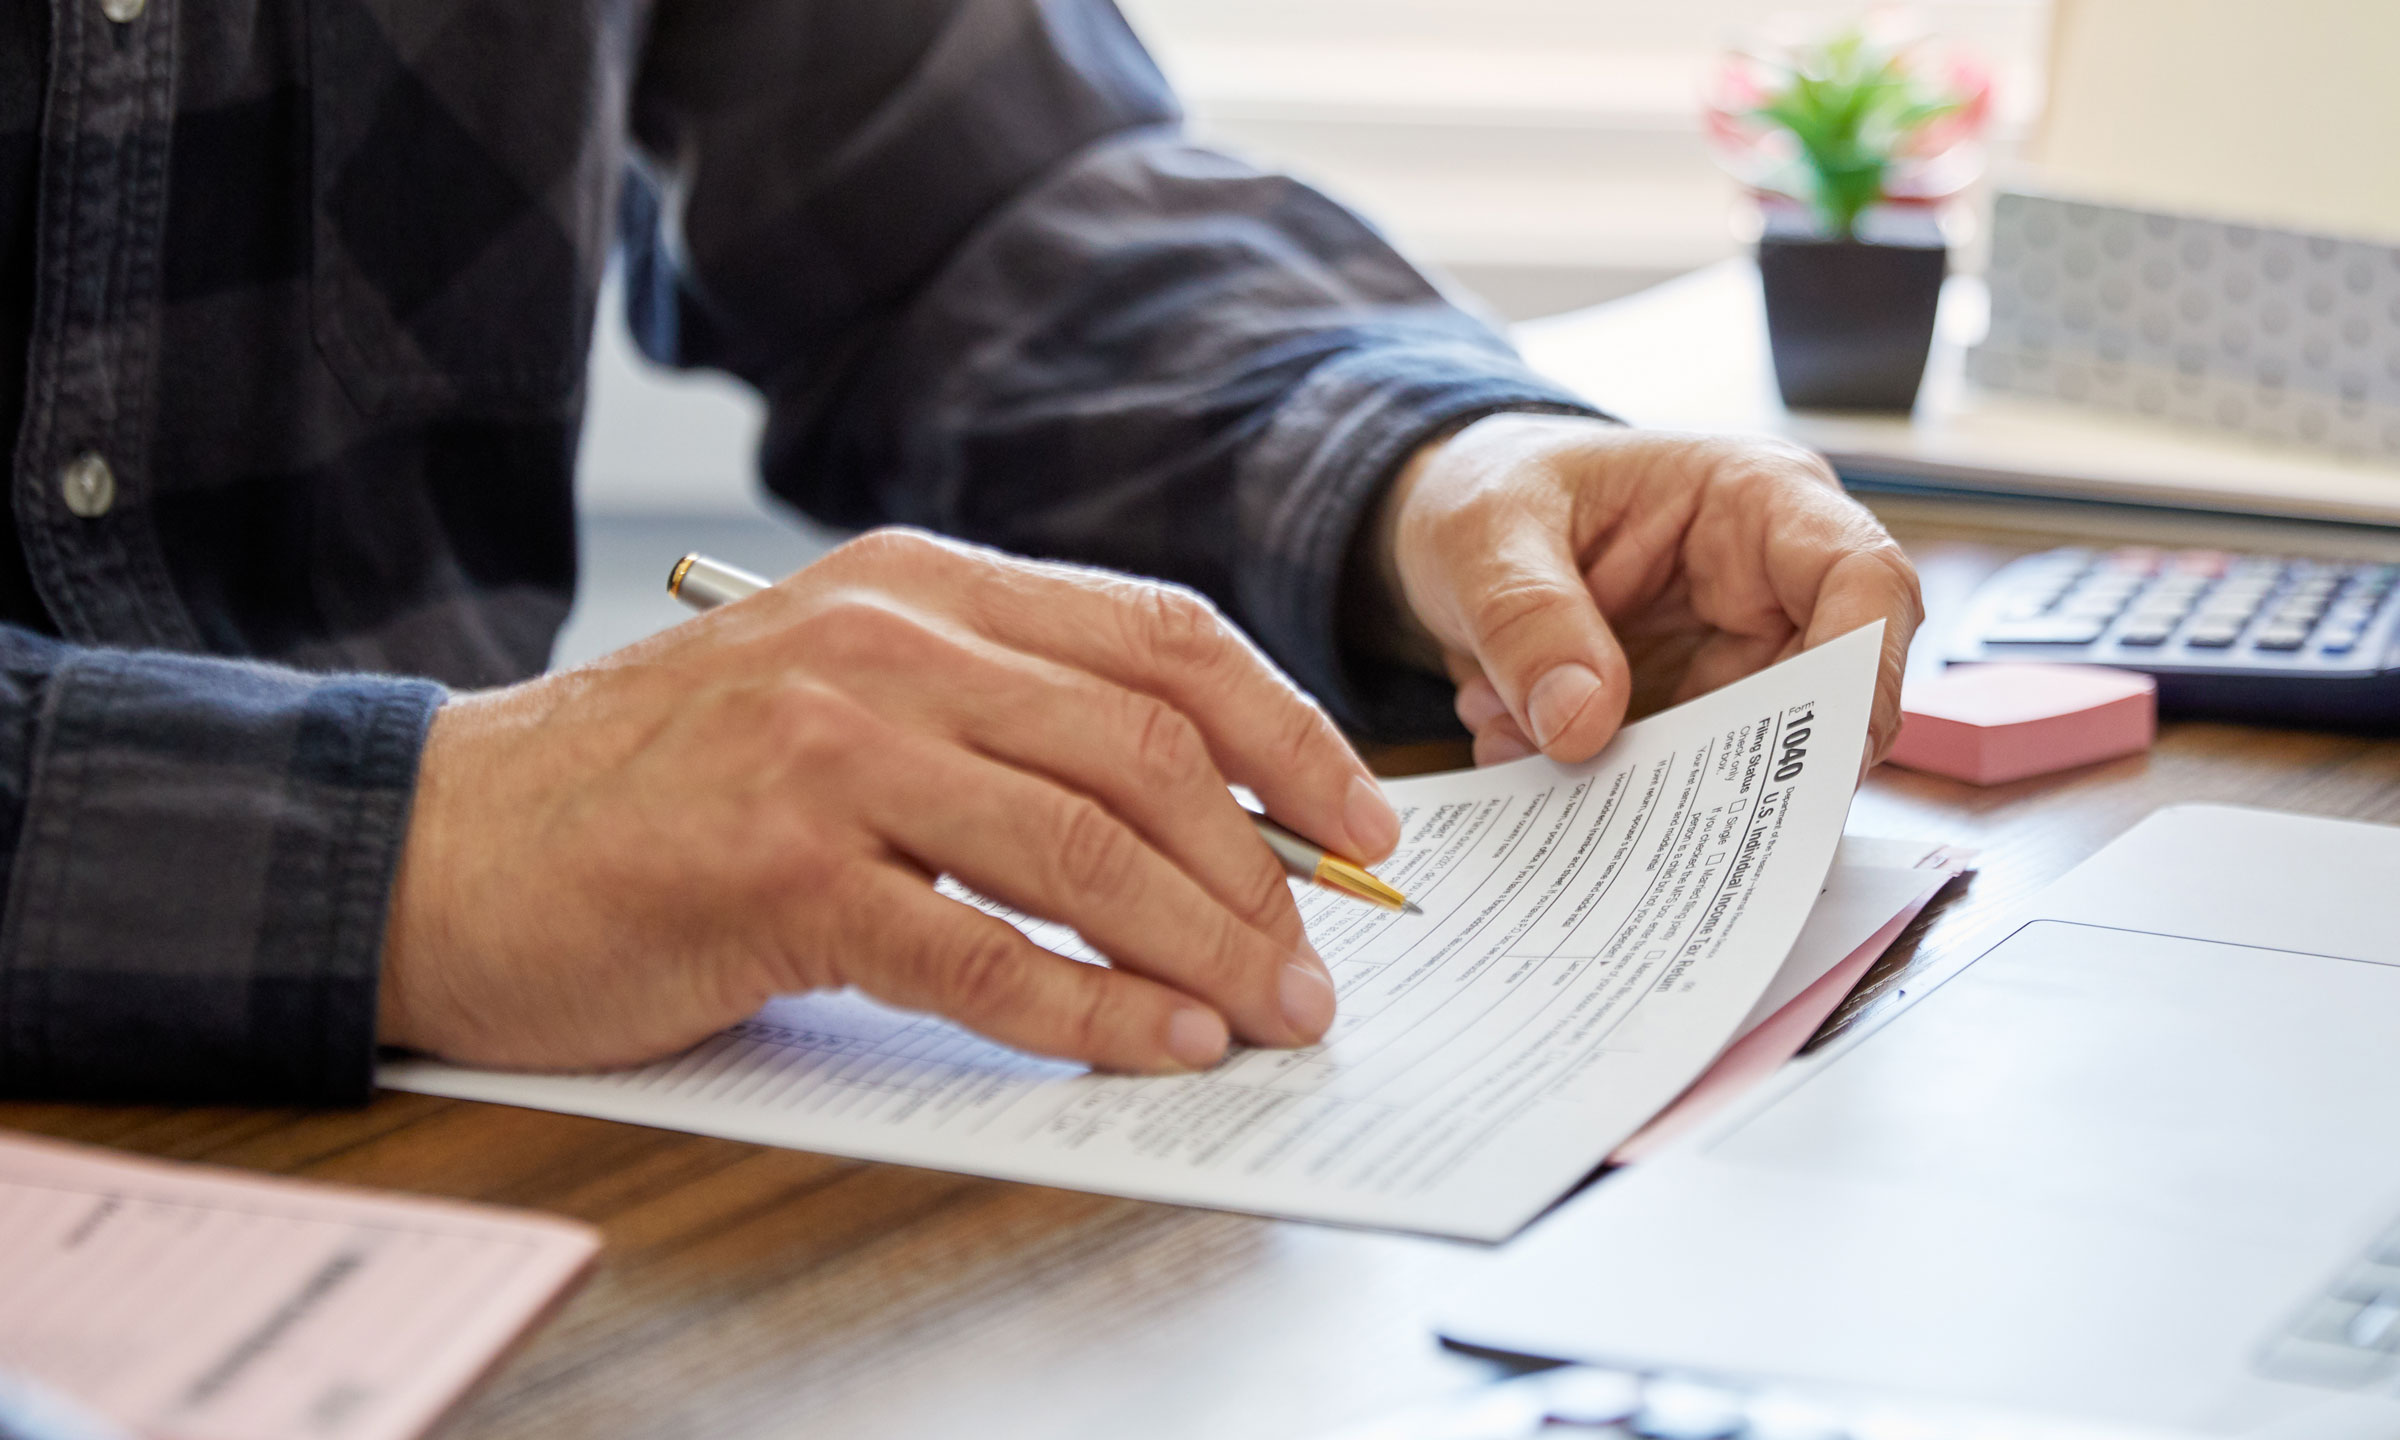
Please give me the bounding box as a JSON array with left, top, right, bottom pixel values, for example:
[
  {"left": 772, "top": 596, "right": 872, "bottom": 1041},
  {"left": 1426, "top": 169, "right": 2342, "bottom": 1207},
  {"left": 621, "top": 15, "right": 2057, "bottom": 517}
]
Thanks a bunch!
[
  {"left": 1167, "top": 1007, "right": 1229, "bottom": 1070},
  {"left": 1527, "top": 663, "right": 1603, "bottom": 751},
  {"left": 1279, "top": 962, "right": 1339, "bottom": 1040},
  {"left": 1344, "top": 774, "right": 1401, "bottom": 858}
]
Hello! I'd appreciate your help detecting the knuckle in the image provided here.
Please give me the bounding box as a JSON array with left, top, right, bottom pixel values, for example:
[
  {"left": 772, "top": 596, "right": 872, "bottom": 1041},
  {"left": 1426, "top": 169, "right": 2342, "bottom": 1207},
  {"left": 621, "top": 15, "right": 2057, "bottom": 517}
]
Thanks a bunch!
[
  {"left": 765, "top": 828, "right": 851, "bottom": 899},
  {"left": 757, "top": 682, "right": 871, "bottom": 765},
  {"left": 792, "top": 593, "right": 933, "bottom": 667},
  {"left": 1049, "top": 797, "right": 1142, "bottom": 899},
  {"left": 836, "top": 526, "right": 946, "bottom": 570},
  {"left": 1236, "top": 851, "right": 1301, "bottom": 934},
  {"left": 1124, "top": 693, "right": 1210, "bottom": 790},
  {"left": 1850, "top": 538, "right": 1926, "bottom": 622},
  {"left": 1061, "top": 975, "right": 1114, "bottom": 1059},
  {"left": 1267, "top": 693, "right": 1334, "bottom": 777},
  {"left": 1467, "top": 575, "right": 1573, "bottom": 651},
  {"left": 944, "top": 928, "right": 1029, "bottom": 1019},
  {"left": 1132, "top": 583, "right": 1233, "bottom": 671},
  {"left": 1742, "top": 435, "right": 1840, "bottom": 484},
  {"left": 1191, "top": 908, "right": 1264, "bottom": 998}
]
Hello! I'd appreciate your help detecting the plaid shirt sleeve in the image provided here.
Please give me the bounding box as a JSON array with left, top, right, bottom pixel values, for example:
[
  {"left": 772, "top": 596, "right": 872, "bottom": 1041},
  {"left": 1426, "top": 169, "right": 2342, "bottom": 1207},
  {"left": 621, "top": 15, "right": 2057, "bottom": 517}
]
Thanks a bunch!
[
  {"left": 0, "top": 630, "right": 440, "bottom": 1102},
  {"left": 2, "top": 0, "right": 1599, "bottom": 1106},
  {"left": 624, "top": 0, "right": 1607, "bottom": 740}
]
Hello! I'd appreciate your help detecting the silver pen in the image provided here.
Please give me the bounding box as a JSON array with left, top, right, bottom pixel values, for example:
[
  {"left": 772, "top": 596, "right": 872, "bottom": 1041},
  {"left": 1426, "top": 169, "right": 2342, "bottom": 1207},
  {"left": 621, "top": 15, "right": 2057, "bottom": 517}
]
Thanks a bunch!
[{"left": 666, "top": 553, "right": 1419, "bottom": 914}]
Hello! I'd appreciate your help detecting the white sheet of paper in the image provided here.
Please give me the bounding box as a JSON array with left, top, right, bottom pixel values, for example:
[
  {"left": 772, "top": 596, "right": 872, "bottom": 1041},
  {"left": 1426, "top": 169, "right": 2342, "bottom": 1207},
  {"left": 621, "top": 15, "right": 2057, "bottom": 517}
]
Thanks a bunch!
[
  {"left": 1736, "top": 863, "right": 1953, "bottom": 1039},
  {"left": 385, "top": 626, "right": 1882, "bottom": 1241}
]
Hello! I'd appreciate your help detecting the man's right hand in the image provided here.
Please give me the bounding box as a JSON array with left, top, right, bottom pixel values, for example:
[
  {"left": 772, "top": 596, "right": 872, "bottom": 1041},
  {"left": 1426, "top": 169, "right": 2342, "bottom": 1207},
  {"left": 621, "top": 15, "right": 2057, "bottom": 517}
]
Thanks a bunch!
[{"left": 377, "top": 528, "right": 1400, "bottom": 1076}]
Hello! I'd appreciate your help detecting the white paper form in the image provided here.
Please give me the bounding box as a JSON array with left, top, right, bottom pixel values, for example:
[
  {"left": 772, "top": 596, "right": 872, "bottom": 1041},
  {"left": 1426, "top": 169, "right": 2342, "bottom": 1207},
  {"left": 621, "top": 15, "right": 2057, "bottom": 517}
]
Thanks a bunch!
[{"left": 385, "top": 625, "right": 1883, "bottom": 1241}]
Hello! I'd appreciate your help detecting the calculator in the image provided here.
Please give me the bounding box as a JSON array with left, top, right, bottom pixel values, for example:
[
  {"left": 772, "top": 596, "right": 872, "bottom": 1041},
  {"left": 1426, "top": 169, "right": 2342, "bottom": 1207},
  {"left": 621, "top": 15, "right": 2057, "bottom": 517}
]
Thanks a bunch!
[{"left": 1947, "top": 546, "right": 2400, "bottom": 726}]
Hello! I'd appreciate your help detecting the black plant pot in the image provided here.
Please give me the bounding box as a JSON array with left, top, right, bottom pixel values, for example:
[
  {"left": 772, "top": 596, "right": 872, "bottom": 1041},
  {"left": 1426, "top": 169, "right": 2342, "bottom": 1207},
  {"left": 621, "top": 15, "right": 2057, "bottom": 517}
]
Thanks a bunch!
[{"left": 1757, "top": 224, "right": 1947, "bottom": 412}]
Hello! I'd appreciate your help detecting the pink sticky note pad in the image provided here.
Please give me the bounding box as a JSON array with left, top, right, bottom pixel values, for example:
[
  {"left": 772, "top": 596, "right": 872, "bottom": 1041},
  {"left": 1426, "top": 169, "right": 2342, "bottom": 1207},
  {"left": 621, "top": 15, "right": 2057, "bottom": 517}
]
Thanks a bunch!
[{"left": 1887, "top": 663, "right": 2156, "bottom": 786}]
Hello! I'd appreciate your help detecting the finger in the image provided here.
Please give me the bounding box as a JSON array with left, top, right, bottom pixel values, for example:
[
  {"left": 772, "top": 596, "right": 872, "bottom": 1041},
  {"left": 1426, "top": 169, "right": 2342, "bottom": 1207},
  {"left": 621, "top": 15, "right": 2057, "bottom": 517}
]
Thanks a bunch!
[
  {"left": 1453, "top": 671, "right": 1510, "bottom": 733},
  {"left": 864, "top": 737, "right": 1338, "bottom": 1050},
  {"left": 777, "top": 591, "right": 1314, "bottom": 955},
  {"left": 1797, "top": 546, "right": 1923, "bottom": 764},
  {"left": 944, "top": 548, "right": 1401, "bottom": 863},
  {"left": 1474, "top": 719, "right": 1537, "bottom": 767},
  {"left": 829, "top": 863, "right": 1231, "bottom": 1073},
  {"left": 1451, "top": 665, "right": 1538, "bottom": 764},
  {"left": 946, "top": 647, "right": 1314, "bottom": 955},
  {"left": 1437, "top": 524, "right": 1634, "bottom": 764}
]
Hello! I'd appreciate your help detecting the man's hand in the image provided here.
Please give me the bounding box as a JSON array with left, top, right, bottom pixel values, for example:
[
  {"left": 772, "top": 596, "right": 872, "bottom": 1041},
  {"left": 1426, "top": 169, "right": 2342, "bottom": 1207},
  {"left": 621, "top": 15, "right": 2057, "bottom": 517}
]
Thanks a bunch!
[
  {"left": 1374, "top": 414, "right": 1922, "bottom": 770},
  {"left": 379, "top": 529, "right": 1400, "bottom": 1076}
]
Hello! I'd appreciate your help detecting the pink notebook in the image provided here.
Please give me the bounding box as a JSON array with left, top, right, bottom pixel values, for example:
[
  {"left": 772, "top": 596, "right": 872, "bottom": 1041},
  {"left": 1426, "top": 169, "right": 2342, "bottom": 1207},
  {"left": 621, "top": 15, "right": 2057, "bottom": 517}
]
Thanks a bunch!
[{"left": 0, "top": 1132, "right": 598, "bottom": 1440}]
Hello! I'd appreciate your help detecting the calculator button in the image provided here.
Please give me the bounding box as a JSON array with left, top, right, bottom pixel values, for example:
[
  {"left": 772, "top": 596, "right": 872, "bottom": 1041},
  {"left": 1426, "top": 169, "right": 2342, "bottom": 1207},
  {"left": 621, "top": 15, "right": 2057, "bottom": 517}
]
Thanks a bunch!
[
  {"left": 2185, "top": 626, "right": 2244, "bottom": 648},
  {"left": 2253, "top": 627, "right": 2313, "bottom": 652},
  {"left": 1984, "top": 616, "right": 2109, "bottom": 645},
  {"left": 2116, "top": 626, "right": 2174, "bottom": 647}
]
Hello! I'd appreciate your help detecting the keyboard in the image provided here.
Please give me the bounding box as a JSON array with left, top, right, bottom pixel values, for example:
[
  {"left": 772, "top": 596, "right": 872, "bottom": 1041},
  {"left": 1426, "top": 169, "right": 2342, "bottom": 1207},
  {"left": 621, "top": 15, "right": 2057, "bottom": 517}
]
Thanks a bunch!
[{"left": 1947, "top": 546, "right": 2400, "bottom": 726}]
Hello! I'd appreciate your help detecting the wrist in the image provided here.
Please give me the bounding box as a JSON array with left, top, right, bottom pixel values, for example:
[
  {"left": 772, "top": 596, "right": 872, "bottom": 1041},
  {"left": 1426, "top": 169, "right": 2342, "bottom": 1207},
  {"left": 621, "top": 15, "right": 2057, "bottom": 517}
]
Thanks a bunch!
[
  {"left": 1341, "top": 438, "right": 1446, "bottom": 673},
  {"left": 1348, "top": 410, "right": 1607, "bottom": 673},
  {"left": 377, "top": 691, "right": 504, "bottom": 1054}
]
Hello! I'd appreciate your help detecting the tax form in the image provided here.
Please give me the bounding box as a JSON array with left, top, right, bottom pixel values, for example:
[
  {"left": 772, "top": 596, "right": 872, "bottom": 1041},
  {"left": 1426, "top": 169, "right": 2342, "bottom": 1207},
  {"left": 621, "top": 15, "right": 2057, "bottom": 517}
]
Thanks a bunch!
[{"left": 386, "top": 625, "right": 1882, "bottom": 1241}]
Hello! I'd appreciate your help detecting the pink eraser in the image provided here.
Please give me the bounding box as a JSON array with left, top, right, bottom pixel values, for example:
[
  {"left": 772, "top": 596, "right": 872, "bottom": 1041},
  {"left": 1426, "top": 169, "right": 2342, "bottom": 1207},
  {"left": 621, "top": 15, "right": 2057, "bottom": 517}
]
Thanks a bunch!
[{"left": 1887, "top": 663, "right": 2156, "bottom": 786}]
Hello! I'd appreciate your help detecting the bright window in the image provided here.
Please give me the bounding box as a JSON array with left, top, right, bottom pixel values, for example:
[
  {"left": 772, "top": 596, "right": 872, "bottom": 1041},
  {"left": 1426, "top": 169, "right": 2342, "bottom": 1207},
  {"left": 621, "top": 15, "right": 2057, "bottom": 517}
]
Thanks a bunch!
[{"left": 1119, "top": 0, "right": 2051, "bottom": 317}]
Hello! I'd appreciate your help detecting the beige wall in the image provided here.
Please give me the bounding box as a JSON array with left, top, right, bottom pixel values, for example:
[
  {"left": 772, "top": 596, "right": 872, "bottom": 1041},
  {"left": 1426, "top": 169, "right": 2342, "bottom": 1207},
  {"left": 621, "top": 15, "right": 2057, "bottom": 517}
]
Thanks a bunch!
[{"left": 2032, "top": 0, "right": 2400, "bottom": 242}]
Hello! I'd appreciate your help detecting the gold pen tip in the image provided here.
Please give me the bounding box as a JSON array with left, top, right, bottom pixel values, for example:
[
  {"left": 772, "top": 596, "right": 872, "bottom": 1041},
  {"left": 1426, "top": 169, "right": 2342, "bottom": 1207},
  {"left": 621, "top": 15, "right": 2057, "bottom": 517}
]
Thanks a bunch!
[
  {"left": 1314, "top": 856, "right": 1412, "bottom": 912},
  {"left": 666, "top": 553, "right": 699, "bottom": 598}
]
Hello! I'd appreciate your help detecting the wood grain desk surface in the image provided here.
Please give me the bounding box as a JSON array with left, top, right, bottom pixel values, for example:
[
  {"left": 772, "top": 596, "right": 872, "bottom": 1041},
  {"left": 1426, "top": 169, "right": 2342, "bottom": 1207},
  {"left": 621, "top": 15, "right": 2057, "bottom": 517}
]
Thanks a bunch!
[{"left": 8, "top": 509, "right": 2400, "bottom": 1440}]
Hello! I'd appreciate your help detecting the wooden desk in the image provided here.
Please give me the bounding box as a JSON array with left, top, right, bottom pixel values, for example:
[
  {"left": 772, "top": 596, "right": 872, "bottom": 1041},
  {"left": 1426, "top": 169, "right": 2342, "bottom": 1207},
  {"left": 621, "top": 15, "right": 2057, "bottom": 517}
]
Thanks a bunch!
[{"left": 8, "top": 516, "right": 2400, "bottom": 1440}]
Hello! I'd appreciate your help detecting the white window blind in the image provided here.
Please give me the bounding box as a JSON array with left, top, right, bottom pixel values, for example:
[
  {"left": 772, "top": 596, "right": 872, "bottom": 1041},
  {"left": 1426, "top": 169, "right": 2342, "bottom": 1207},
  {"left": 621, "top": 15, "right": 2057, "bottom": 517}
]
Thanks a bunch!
[{"left": 1120, "top": 0, "right": 2051, "bottom": 318}]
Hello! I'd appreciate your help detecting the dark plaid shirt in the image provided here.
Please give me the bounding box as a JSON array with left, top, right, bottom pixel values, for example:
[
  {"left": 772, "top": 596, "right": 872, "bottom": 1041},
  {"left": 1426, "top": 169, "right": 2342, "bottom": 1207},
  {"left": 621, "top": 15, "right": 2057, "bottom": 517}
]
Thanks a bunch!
[{"left": 0, "top": 0, "right": 1597, "bottom": 1104}]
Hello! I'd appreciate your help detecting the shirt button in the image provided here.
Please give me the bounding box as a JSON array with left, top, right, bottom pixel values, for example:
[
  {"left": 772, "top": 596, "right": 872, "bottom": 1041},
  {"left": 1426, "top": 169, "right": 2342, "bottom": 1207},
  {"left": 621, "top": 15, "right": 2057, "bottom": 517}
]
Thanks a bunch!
[
  {"left": 99, "top": 0, "right": 145, "bottom": 21},
  {"left": 60, "top": 453, "right": 117, "bottom": 518}
]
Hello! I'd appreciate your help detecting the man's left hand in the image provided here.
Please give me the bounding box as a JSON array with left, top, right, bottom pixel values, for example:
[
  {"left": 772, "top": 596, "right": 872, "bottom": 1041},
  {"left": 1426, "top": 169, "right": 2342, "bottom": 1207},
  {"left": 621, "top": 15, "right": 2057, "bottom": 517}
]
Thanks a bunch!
[{"left": 1371, "top": 413, "right": 1922, "bottom": 771}]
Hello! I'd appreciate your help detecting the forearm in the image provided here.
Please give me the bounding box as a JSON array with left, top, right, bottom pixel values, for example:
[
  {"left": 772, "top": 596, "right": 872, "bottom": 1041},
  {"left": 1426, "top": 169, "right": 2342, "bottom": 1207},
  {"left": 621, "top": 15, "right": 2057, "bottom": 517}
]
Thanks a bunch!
[
  {"left": 789, "top": 131, "right": 1607, "bottom": 737},
  {"left": 625, "top": 0, "right": 1608, "bottom": 737}
]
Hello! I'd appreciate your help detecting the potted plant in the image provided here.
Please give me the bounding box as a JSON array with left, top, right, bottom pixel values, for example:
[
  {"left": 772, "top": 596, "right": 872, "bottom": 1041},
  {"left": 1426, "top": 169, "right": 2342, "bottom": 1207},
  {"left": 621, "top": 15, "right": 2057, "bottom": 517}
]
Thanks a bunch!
[{"left": 1707, "top": 18, "right": 1992, "bottom": 411}]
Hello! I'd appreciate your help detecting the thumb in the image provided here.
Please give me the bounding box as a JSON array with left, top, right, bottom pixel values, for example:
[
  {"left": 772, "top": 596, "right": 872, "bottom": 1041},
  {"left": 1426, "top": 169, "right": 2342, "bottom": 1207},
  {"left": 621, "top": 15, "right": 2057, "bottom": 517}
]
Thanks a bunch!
[{"left": 1451, "top": 535, "right": 1633, "bottom": 764}]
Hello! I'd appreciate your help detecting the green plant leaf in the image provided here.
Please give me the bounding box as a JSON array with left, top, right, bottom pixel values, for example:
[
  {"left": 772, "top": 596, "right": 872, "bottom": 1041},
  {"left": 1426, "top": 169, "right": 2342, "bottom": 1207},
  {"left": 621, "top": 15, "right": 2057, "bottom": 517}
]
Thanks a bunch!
[{"left": 1738, "top": 21, "right": 1974, "bottom": 236}]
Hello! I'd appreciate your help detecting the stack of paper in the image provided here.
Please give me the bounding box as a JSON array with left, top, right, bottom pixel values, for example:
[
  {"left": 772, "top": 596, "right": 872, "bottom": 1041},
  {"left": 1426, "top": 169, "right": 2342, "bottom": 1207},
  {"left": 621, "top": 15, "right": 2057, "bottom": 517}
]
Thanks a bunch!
[
  {"left": 390, "top": 628, "right": 1921, "bottom": 1241},
  {"left": 0, "top": 1134, "right": 597, "bottom": 1440},
  {"left": 1614, "top": 834, "right": 1971, "bottom": 1164}
]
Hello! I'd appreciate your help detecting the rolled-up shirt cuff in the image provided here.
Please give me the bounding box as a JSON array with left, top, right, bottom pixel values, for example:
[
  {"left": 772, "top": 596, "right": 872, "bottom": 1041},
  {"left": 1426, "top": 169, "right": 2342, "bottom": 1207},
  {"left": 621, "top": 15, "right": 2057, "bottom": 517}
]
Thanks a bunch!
[
  {"left": 1234, "top": 342, "right": 1609, "bottom": 741},
  {"left": 0, "top": 648, "right": 443, "bottom": 1103}
]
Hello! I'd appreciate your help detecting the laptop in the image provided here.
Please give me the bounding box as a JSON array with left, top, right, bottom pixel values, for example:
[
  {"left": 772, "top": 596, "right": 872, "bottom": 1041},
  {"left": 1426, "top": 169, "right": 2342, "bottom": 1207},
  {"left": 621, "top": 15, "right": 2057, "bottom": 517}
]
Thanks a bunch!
[{"left": 1439, "top": 804, "right": 2400, "bottom": 1439}]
